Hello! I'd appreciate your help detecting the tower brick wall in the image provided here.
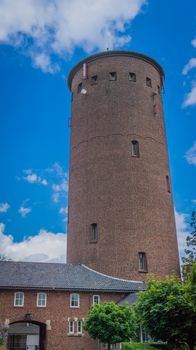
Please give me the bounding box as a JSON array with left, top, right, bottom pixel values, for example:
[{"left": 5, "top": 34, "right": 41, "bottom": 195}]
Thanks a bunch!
[{"left": 67, "top": 51, "right": 180, "bottom": 280}]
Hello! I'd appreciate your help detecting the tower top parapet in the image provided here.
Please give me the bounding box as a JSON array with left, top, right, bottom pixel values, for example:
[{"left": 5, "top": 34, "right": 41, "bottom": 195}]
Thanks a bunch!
[{"left": 67, "top": 50, "right": 165, "bottom": 90}]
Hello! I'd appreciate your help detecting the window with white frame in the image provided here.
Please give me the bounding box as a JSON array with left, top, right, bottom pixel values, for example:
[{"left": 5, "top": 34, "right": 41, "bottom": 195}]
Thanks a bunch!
[
  {"left": 93, "top": 295, "right": 100, "bottom": 305},
  {"left": 70, "top": 293, "right": 80, "bottom": 308},
  {"left": 37, "top": 292, "right": 47, "bottom": 307},
  {"left": 14, "top": 292, "right": 24, "bottom": 307},
  {"left": 77, "top": 320, "right": 83, "bottom": 335},
  {"left": 69, "top": 320, "right": 74, "bottom": 334}
]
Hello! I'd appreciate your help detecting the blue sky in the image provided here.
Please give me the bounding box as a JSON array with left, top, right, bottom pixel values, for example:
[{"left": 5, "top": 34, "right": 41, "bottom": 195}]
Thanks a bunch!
[{"left": 0, "top": 0, "right": 195, "bottom": 263}]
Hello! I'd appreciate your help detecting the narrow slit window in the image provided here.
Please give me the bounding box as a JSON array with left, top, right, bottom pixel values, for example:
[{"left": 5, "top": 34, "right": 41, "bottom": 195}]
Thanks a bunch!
[
  {"left": 91, "top": 75, "right": 98, "bottom": 84},
  {"left": 138, "top": 252, "right": 147, "bottom": 272},
  {"left": 166, "top": 175, "right": 171, "bottom": 193},
  {"left": 109, "top": 72, "right": 117, "bottom": 81},
  {"left": 157, "top": 85, "right": 161, "bottom": 94},
  {"left": 146, "top": 77, "right": 152, "bottom": 87},
  {"left": 78, "top": 82, "right": 82, "bottom": 93},
  {"left": 129, "top": 72, "right": 136, "bottom": 82},
  {"left": 131, "top": 140, "right": 139, "bottom": 157},
  {"left": 91, "top": 223, "right": 98, "bottom": 242}
]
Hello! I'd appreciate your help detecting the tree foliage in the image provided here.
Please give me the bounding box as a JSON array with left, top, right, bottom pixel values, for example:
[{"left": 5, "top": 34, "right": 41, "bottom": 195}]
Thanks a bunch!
[
  {"left": 182, "top": 211, "right": 196, "bottom": 265},
  {"left": 84, "top": 302, "right": 138, "bottom": 350},
  {"left": 134, "top": 274, "right": 196, "bottom": 350}
]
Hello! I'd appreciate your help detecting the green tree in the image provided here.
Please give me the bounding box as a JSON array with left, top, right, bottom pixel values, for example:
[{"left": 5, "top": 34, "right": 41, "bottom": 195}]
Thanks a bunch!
[
  {"left": 182, "top": 211, "right": 196, "bottom": 265},
  {"left": 84, "top": 302, "right": 138, "bottom": 350},
  {"left": 134, "top": 275, "right": 196, "bottom": 350}
]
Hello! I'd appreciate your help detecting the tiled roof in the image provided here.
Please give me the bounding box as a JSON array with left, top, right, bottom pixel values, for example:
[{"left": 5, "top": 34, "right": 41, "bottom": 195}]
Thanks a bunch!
[{"left": 0, "top": 261, "right": 145, "bottom": 292}]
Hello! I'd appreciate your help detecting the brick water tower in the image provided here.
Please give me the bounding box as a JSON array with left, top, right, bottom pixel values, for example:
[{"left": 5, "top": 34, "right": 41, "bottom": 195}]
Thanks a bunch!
[{"left": 67, "top": 51, "right": 180, "bottom": 281}]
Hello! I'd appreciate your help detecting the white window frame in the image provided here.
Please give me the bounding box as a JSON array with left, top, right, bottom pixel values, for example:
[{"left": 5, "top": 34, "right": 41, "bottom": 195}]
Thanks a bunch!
[
  {"left": 37, "top": 292, "right": 47, "bottom": 307},
  {"left": 77, "top": 320, "right": 83, "bottom": 335},
  {"left": 70, "top": 293, "right": 80, "bottom": 308},
  {"left": 69, "top": 320, "right": 75, "bottom": 335},
  {"left": 93, "top": 295, "right": 100, "bottom": 305},
  {"left": 14, "top": 292, "right": 24, "bottom": 307}
]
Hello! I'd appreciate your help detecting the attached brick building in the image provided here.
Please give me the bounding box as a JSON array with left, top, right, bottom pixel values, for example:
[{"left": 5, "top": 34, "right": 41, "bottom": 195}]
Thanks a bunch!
[{"left": 0, "top": 261, "right": 145, "bottom": 350}]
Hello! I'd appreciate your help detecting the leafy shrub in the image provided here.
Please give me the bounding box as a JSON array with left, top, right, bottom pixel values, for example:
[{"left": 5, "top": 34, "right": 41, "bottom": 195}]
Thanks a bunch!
[{"left": 122, "top": 342, "right": 166, "bottom": 350}]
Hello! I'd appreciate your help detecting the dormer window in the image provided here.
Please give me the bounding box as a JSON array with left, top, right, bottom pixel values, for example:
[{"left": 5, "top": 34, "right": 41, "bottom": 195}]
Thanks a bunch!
[
  {"left": 129, "top": 72, "right": 136, "bottom": 82},
  {"left": 109, "top": 72, "right": 117, "bottom": 81}
]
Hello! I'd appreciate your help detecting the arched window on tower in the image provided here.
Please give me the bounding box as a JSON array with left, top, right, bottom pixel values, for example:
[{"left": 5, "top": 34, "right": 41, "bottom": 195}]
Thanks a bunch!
[
  {"left": 131, "top": 140, "right": 139, "bottom": 157},
  {"left": 90, "top": 223, "right": 98, "bottom": 242}
]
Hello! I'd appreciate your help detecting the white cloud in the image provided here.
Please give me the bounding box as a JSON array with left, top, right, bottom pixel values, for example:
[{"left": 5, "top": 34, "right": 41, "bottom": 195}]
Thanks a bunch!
[
  {"left": 47, "top": 163, "right": 68, "bottom": 203},
  {"left": 192, "top": 37, "right": 196, "bottom": 48},
  {"left": 174, "top": 209, "right": 190, "bottom": 259},
  {"left": 182, "top": 85, "right": 196, "bottom": 107},
  {"left": 192, "top": 199, "right": 196, "bottom": 203},
  {"left": 32, "top": 52, "right": 60, "bottom": 74},
  {"left": 0, "top": 223, "right": 66, "bottom": 262},
  {"left": 23, "top": 169, "right": 48, "bottom": 185},
  {"left": 0, "top": 203, "right": 10, "bottom": 213},
  {"left": 59, "top": 207, "right": 68, "bottom": 215},
  {"left": 18, "top": 206, "right": 32, "bottom": 217},
  {"left": 185, "top": 141, "right": 196, "bottom": 165},
  {"left": 182, "top": 58, "right": 196, "bottom": 75},
  {"left": 0, "top": 0, "right": 146, "bottom": 73}
]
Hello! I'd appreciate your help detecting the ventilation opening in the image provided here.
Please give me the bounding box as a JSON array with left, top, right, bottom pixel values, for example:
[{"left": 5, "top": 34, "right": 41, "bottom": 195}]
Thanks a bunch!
[
  {"left": 138, "top": 252, "right": 147, "bottom": 272},
  {"left": 146, "top": 77, "right": 152, "bottom": 87},
  {"left": 90, "top": 223, "right": 98, "bottom": 242},
  {"left": 129, "top": 72, "right": 136, "bottom": 82},
  {"left": 109, "top": 72, "right": 117, "bottom": 81},
  {"left": 166, "top": 175, "right": 171, "bottom": 193},
  {"left": 78, "top": 82, "right": 82, "bottom": 93},
  {"left": 131, "top": 140, "right": 139, "bottom": 157},
  {"left": 91, "top": 75, "right": 98, "bottom": 84}
]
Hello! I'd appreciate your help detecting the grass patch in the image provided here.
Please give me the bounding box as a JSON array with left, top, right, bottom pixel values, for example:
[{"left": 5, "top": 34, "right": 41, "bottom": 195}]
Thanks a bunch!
[{"left": 122, "top": 343, "right": 166, "bottom": 350}]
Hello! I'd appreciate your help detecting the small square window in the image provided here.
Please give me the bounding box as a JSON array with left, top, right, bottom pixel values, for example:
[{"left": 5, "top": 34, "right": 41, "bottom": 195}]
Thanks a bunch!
[
  {"left": 69, "top": 320, "right": 74, "bottom": 334},
  {"left": 109, "top": 72, "right": 117, "bottom": 81},
  {"left": 78, "top": 83, "right": 82, "bottom": 93},
  {"left": 37, "top": 293, "right": 47, "bottom": 307},
  {"left": 146, "top": 77, "right": 152, "bottom": 87},
  {"left": 129, "top": 72, "right": 136, "bottom": 82},
  {"left": 93, "top": 295, "right": 100, "bottom": 305},
  {"left": 91, "top": 75, "right": 98, "bottom": 85},
  {"left": 70, "top": 293, "right": 80, "bottom": 308},
  {"left": 14, "top": 292, "right": 24, "bottom": 307}
]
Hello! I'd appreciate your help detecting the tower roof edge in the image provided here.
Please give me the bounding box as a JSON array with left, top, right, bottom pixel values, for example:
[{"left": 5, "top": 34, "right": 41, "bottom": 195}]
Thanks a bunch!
[{"left": 67, "top": 50, "right": 165, "bottom": 90}]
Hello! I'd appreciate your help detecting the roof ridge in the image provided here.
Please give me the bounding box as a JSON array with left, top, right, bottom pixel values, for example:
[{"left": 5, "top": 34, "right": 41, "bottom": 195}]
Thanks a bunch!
[{"left": 82, "top": 264, "right": 145, "bottom": 284}]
